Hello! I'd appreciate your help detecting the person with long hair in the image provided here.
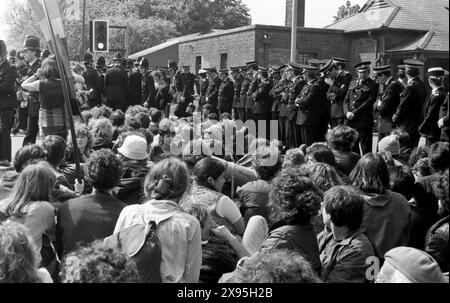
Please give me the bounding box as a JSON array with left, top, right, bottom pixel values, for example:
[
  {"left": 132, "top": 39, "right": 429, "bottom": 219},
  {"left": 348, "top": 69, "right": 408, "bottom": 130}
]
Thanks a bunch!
[
  {"left": 350, "top": 153, "right": 412, "bottom": 255},
  {"left": 114, "top": 158, "right": 202, "bottom": 283},
  {"left": 0, "top": 221, "right": 52, "bottom": 283},
  {"left": 21, "top": 56, "right": 67, "bottom": 140},
  {"left": 182, "top": 157, "right": 245, "bottom": 236}
]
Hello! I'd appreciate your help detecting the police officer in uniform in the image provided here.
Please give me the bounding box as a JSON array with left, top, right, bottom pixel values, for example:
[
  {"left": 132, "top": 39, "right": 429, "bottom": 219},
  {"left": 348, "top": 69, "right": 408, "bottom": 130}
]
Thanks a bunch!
[
  {"left": 140, "top": 58, "right": 156, "bottom": 109},
  {"left": 127, "top": 57, "right": 143, "bottom": 108},
  {"left": 0, "top": 40, "right": 18, "bottom": 163},
  {"left": 245, "top": 61, "right": 260, "bottom": 122},
  {"left": 419, "top": 67, "right": 447, "bottom": 146},
  {"left": 21, "top": 35, "right": 42, "bottom": 146},
  {"left": 343, "top": 61, "right": 378, "bottom": 155},
  {"left": 230, "top": 67, "right": 243, "bottom": 120},
  {"left": 198, "top": 69, "right": 209, "bottom": 114},
  {"left": 269, "top": 65, "right": 287, "bottom": 143},
  {"left": 174, "top": 65, "right": 196, "bottom": 118},
  {"left": 239, "top": 67, "right": 251, "bottom": 121},
  {"left": 205, "top": 67, "right": 221, "bottom": 114},
  {"left": 252, "top": 67, "right": 273, "bottom": 139},
  {"left": 217, "top": 68, "right": 234, "bottom": 116},
  {"left": 393, "top": 59, "right": 427, "bottom": 148},
  {"left": 285, "top": 62, "right": 306, "bottom": 148},
  {"left": 295, "top": 66, "right": 324, "bottom": 147},
  {"left": 397, "top": 64, "right": 408, "bottom": 87},
  {"left": 322, "top": 57, "right": 353, "bottom": 129},
  {"left": 82, "top": 52, "right": 102, "bottom": 108},
  {"left": 105, "top": 52, "right": 129, "bottom": 111},
  {"left": 373, "top": 65, "right": 403, "bottom": 142}
]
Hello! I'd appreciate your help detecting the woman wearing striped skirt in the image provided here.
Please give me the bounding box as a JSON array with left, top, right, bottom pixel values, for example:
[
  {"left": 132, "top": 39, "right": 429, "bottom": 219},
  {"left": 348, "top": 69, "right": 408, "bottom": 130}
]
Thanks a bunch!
[{"left": 21, "top": 55, "right": 67, "bottom": 140}]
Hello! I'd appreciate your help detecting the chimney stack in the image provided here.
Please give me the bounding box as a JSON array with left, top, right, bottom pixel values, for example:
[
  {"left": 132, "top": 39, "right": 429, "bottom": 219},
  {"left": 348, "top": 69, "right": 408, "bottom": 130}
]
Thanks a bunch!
[{"left": 285, "top": 0, "right": 305, "bottom": 27}]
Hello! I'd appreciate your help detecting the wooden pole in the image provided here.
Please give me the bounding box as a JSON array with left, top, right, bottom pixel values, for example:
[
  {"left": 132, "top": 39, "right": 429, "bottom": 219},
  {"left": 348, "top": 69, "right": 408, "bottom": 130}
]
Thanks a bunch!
[{"left": 290, "top": 0, "right": 298, "bottom": 62}]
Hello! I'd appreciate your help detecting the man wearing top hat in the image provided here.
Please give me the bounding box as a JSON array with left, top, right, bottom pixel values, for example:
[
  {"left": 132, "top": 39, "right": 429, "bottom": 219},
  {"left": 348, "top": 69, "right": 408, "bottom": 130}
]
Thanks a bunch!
[
  {"left": 217, "top": 69, "right": 234, "bottom": 117},
  {"left": 0, "top": 40, "right": 18, "bottom": 163},
  {"left": 205, "top": 67, "right": 221, "bottom": 114},
  {"left": 419, "top": 67, "right": 447, "bottom": 146},
  {"left": 343, "top": 61, "right": 378, "bottom": 155},
  {"left": 245, "top": 61, "right": 260, "bottom": 122},
  {"left": 295, "top": 66, "right": 325, "bottom": 146},
  {"left": 252, "top": 67, "right": 273, "bottom": 138},
  {"left": 284, "top": 62, "right": 306, "bottom": 148},
  {"left": 321, "top": 57, "right": 353, "bottom": 129},
  {"left": 373, "top": 65, "right": 403, "bottom": 142},
  {"left": 21, "top": 35, "right": 42, "bottom": 146},
  {"left": 174, "top": 65, "right": 196, "bottom": 118},
  {"left": 82, "top": 52, "right": 102, "bottom": 108},
  {"left": 140, "top": 58, "right": 156, "bottom": 109},
  {"left": 393, "top": 59, "right": 427, "bottom": 148},
  {"left": 105, "top": 52, "right": 129, "bottom": 111}
]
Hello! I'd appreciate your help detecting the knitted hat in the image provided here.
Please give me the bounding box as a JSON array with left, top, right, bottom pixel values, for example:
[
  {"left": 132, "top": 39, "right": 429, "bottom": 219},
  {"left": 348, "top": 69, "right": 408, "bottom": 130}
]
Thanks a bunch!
[
  {"left": 384, "top": 247, "right": 446, "bottom": 283},
  {"left": 117, "top": 135, "right": 148, "bottom": 160},
  {"left": 378, "top": 135, "right": 400, "bottom": 156}
]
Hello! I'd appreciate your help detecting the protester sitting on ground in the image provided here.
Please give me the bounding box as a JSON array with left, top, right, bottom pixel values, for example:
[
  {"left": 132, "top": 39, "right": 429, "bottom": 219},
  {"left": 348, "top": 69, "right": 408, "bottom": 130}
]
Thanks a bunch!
[
  {"left": 65, "top": 121, "right": 94, "bottom": 164},
  {"left": 183, "top": 157, "right": 245, "bottom": 236},
  {"left": 282, "top": 148, "right": 305, "bottom": 170},
  {"left": 56, "top": 149, "right": 126, "bottom": 257},
  {"left": 413, "top": 158, "right": 432, "bottom": 180},
  {"left": 376, "top": 246, "right": 447, "bottom": 283},
  {"left": 90, "top": 105, "right": 112, "bottom": 120},
  {"left": 114, "top": 158, "right": 202, "bottom": 283},
  {"left": 350, "top": 153, "right": 412, "bottom": 255},
  {"left": 181, "top": 139, "right": 213, "bottom": 172},
  {"left": 59, "top": 240, "right": 139, "bottom": 283},
  {"left": 80, "top": 110, "right": 92, "bottom": 126},
  {"left": 89, "top": 118, "right": 114, "bottom": 151},
  {"left": 260, "top": 167, "right": 323, "bottom": 275},
  {"left": 110, "top": 109, "right": 125, "bottom": 141},
  {"left": 409, "top": 146, "right": 430, "bottom": 169},
  {"left": 149, "top": 109, "right": 163, "bottom": 135},
  {"left": 326, "top": 126, "right": 360, "bottom": 176},
  {"left": 318, "top": 186, "right": 377, "bottom": 283},
  {"left": 391, "top": 129, "right": 412, "bottom": 164},
  {"left": 237, "top": 145, "right": 282, "bottom": 225},
  {"left": 425, "top": 171, "right": 449, "bottom": 273},
  {"left": 220, "top": 250, "right": 322, "bottom": 283},
  {"left": 306, "top": 142, "right": 350, "bottom": 184},
  {"left": 0, "top": 221, "right": 53, "bottom": 283}
]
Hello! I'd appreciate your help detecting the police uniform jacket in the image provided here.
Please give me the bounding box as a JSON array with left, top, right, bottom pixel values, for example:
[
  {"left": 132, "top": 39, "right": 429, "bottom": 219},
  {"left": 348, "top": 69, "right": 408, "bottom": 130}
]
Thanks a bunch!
[
  {"left": 287, "top": 76, "right": 306, "bottom": 121},
  {"left": 199, "top": 78, "right": 209, "bottom": 104},
  {"left": 439, "top": 93, "right": 449, "bottom": 141},
  {"left": 232, "top": 74, "right": 244, "bottom": 109},
  {"left": 240, "top": 76, "right": 250, "bottom": 108},
  {"left": 374, "top": 77, "right": 403, "bottom": 133},
  {"left": 206, "top": 76, "right": 221, "bottom": 108},
  {"left": 83, "top": 65, "right": 102, "bottom": 104},
  {"left": 393, "top": 77, "right": 427, "bottom": 134},
  {"left": 218, "top": 77, "right": 234, "bottom": 112},
  {"left": 141, "top": 71, "right": 156, "bottom": 107},
  {"left": 25, "top": 58, "right": 41, "bottom": 117},
  {"left": 270, "top": 79, "right": 287, "bottom": 113},
  {"left": 246, "top": 75, "right": 260, "bottom": 110},
  {"left": 0, "top": 60, "right": 18, "bottom": 111},
  {"left": 179, "top": 72, "right": 196, "bottom": 101},
  {"left": 127, "top": 69, "right": 142, "bottom": 106},
  {"left": 343, "top": 78, "right": 378, "bottom": 128},
  {"left": 419, "top": 87, "right": 446, "bottom": 140},
  {"left": 296, "top": 79, "right": 323, "bottom": 126},
  {"left": 105, "top": 65, "right": 129, "bottom": 103},
  {"left": 252, "top": 78, "right": 273, "bottom": 115},
  {"left": 328, "top": 70, "right": 352, "bottom": 119}
]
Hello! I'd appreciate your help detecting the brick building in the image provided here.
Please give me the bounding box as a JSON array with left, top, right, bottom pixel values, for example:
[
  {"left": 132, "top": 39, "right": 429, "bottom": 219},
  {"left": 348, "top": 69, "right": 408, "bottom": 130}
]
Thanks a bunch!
[{"left": 130, "top": 0, "right": 448, "bottom": 74}]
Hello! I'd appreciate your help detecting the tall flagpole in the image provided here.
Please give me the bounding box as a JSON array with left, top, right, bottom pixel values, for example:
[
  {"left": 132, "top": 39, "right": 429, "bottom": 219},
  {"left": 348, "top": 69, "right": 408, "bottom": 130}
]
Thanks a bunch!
[
  {"left": 40, "top": 0, "right": 83, "bottom": 181},
  {"left": 290, "top": 0, "right": 298, "bottom": 62}
]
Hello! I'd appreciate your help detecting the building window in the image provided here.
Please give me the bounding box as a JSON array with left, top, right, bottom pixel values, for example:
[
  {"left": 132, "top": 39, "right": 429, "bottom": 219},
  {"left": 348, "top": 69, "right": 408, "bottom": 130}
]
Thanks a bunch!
[
  {"left": 195, "top": 56, "right": 202, "bottom": 74},
  {"left": 297, "top": 52, "right": 317, "bottom": 64},
  {"left": 220, "top": 53, "right": 228, "bottom": 70}
]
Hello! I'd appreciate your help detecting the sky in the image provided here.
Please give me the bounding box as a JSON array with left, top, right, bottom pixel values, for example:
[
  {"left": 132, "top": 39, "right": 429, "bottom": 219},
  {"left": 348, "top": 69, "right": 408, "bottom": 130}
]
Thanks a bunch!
[{"left": 0, "top": 0, "right": 368, "bottom": 41}]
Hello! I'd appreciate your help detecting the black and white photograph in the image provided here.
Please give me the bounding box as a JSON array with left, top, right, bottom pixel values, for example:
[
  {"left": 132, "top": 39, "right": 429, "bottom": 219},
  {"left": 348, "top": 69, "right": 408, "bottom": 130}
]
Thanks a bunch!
[{"left": 0, "top": 0, "right": 448, "bottom": 293}]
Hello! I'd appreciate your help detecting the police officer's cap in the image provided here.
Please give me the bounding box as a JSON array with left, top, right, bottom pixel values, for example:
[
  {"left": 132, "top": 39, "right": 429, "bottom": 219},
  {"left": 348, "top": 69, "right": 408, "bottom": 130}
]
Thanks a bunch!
[
  {"left": 308, "top": 58, "right": 328, "bottom": 67},
  {"left": 332, "top": 57, "right": 348, "bottom": 65},
  {"left": 198, "top": 69, "right": 207, "bottom": 74},
  {"left": 373, "top": 65, "right": 391, "bottom": 75},
  {"left": 229, "top": 67, "right": 240, "bottom": 73},
  {"left": 398, "top": 64, "right": 406, "bottom": 71},
  {"left": 219, "top": 69, "right": 229, "bottom": 74},
  {"left": 246, "top": 61, "right": 259, "bottom": 67},
  {"left": 286, "top": 62, "right": 303, "bottom": 72},
  {"left": 318, "top": 59, "right": 334, "bottom": 74},
  {"left": 427, "top": 67, "right": 445, "bottom": 78},
  {"left": 168, "top": 59, "right": 177, "bottom": 69},
  {"left": 205, "top": 67, "right": 217, "bottom": 73},
  {"left": 354, "top": 61, "right": 371, "bottom": 72},
  {"left": 303, "top": 65, "right": 318, "bottom": 72},
  {"left": 83, "top": 52, "right": 94, "bottom": 63},
  {"left": 181, "top": 65, "right": 190, "bottom": 69},
  {"left": 404, "top": 59, "right": 424, "bottom": 69},
  {"left": 258, "top": 66, "right": 269, "bottom": 72},
  {"left": 139, "top": 58, "right": 149, "bottom": 69},
  {"left": 269, "top": 65, "right": 282, "bottom": 73}
]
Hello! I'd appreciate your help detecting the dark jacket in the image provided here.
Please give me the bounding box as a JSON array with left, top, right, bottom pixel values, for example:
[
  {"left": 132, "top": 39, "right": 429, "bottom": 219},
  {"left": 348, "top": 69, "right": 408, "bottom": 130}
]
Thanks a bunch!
[
  {"left": 141, "top": 71, "right": 156, "bottom": 107},
  {"left": 56, "top": 192, "right": 126, "bottom": 257},
  {"left": 232, "top": 75, "right": 243, "bottom": 109},
  {"left": 252, "top": 78, "right": 272, "bottom": 115},
  {"left": 425, "top": 216, "right": 449, "bottom": 273},
  {"left": 113, "top": 160, "right": 148, "bottom": 205},
  {"left": 25, "top": 59, "right": 41, "bottom": 117},
  {"left": 105, "top": 65, "right": 129, "bottom": 103},
  {"left": 206, "top": 76, "right": 221, "bottom": 108},
  {"left": 296, "top": 79, "right": 323, "bottom": 126},
  {"left": 318, "top": 229, "right": 376, "bottom": 283},
  {"left": 286, "top": 76, "right": 306, "bottom": 121},
  {"left": 362, "top": 190, "right": 412, "bottom": 255},
  {"left": 270, "top": 79, "right": 287, "bottom": 113},
  {"left": 374, "top": 78, "right": 403, "bottom": 134},
  {"left": 332, "top": 150, "right": 360, "bottom": 176},
  {"left": 260, "top": 221, "right": 322, "bottom": 275},
  {"left": 237, "top": 180, "right": 272, "bottom": 224},
  {"left": 393, "top": 77, "right": 427, "bottom": 134},
  {"left": 419, "top": 87, "right": 446, "bottom": 140},
  {"left": 343, "top": 78, "right": 379, "bottom": 128},
  {"left": 218, "top": 77, "right": 234, "bottom": 113},
  {"left": 440, "top": 93, "right": 449, "bottom": 141},
  {"left": 127, "top": 69, "right": 142, "bottom": 107},
  {"left": 155, "top": 84, "right": 171, "bottom": 111},
  {"left": 328, "top": 70, "right": 352, "bottom": 119},
  {"left": 199, "top": 78, "right": 209, "bottom": 105},
  {"left": 245, "top": 75, "right": 260, "bottom": 110},
  {"left": 0, "top": 60, "right": 17, "bottom": 111},
  {"left": 179, "top": 72, "right": 196, "bottom": 102},
  {"left": 82, "top": 65, "right": 102, "bottom": 107}
]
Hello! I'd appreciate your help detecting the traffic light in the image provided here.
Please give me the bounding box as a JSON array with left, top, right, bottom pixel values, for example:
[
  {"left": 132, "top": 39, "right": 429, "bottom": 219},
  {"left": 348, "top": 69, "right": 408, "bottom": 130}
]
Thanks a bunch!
[{"left": 90, "top": 20, "right": 109, "bottom": 53}]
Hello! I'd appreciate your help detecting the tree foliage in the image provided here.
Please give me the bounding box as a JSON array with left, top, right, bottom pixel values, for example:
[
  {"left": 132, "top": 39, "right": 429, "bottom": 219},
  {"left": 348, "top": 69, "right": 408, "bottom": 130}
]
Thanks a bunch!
[
  {"left": 333, "top": 1, "right": 361, "bottom": 21},
  {"left": 3, "top": 0, "right": 250, "bottom": 60}
]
